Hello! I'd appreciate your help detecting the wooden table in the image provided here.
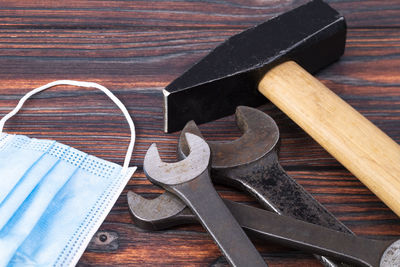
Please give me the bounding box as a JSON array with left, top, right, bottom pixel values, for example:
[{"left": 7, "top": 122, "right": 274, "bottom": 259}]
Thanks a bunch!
[{"left": 0, "top": 1, "right": 399, "bottom": 266}]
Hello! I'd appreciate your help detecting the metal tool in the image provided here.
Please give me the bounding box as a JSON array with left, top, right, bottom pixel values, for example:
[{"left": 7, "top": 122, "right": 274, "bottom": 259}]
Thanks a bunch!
[
  {"left": 131, "top": 106, "right": 352, "bottom": 266},
  {"left": 128, "top": 191, "right": 400, "bottom": 267},
  {"left": 178, "top": 106, "right": 350, "bottom": 231},
  {"left": 178, "top": 106, "right": 351, "bottom": 266},
  {"left": 143, "top": 133, "right": 267, "bottom": 267},
  {"left": 162, "top": 0, "right": 400, "bottom": 220},
  {"left": 163, "top": 0, "right": 346, "bottom": 133},
  {"left": 133, "top": 106, "right": 352, "bottom": 266}
]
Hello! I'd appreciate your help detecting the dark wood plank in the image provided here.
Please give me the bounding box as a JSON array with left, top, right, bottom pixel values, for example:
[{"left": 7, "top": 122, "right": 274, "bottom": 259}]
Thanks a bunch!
[
  {"left": 0, "top": 5, "right": 399, "bottom": 266},
  {"left": 0, "top": 0, "right": 399, "bottom": 29},
  {"left": 0, "top": 28, "right": 398, "bottom": 96}
]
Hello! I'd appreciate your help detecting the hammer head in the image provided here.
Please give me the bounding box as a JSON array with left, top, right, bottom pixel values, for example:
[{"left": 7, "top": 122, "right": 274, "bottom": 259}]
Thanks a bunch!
[{"left": 163, "top": 0, "right": 346, "bottom": 132}]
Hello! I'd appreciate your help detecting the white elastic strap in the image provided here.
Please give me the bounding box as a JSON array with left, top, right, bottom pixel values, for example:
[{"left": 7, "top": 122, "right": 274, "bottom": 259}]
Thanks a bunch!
[{"left": 0, "top": 80, "right": 135, "bottom": 174}]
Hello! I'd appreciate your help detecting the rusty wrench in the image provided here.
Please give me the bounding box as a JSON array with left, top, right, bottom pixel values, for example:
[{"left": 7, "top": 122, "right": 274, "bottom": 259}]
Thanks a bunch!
[
  {"left": 127, "top": 191, "right": 400, "bottom": 267},
  {"left": 178, "top": 106, "right": 350, "bottom": 233},
  {"left": 178, "top": 106, "right": 352, "bottom": 266},
  {"left": 143, "top": 133, "right": 267, "bottom": 267}
]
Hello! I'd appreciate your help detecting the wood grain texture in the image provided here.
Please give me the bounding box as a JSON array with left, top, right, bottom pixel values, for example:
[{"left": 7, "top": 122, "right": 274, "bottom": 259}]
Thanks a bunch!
[
  {"left": 0, "top": 0, "right": 399, "bottom": 266},
  {"left": 0, "top": 0, "right": 399, "bottom": 29},
  {"left": 259, "top": 60, "right": 400, "bottom": 217}
]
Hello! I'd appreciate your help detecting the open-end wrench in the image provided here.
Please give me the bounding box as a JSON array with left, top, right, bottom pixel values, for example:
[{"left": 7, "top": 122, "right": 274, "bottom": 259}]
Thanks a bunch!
[
  {"left": 178, "top": 106, "right": 350, "bottom": 233},
  {"left": 143, "top": 133, "right": 267, "bottom": 267},
  {"left": 130, "top": 106, "right": 351, "bottom": 266},
  {"left": 178, "top": 106, "right": 352, "bottom": 266},
  {"left": 127, "top": 191, "right": 400, "bottom": 267}
]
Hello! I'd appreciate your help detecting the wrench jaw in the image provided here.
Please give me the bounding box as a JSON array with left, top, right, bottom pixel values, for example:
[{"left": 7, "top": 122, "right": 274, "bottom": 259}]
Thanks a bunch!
[
  {"left": 134, "top": 133, "right": 212, "bottom": 231},
  {"left": 144, "top": 133, "right": 211, "bottom": 186},
  {"left": 127, "top": 191, "right": 195, "bottom": 231},
  {"left": 144, "top": 133, "right": 267, "bottom": 267},
  {"left": 177, "top": 106, "right": 281, "bottom": 208},
  {"left": 177, "top": 120, "right": 204, "bottom": 160},
  {"left": 179, "top": 106, "right": 280, "bottom": 169}
]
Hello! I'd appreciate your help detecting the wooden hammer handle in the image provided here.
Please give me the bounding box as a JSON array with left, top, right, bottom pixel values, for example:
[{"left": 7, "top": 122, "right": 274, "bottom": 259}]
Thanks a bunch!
[{"left": 259, "top": 61, "right": 400, "bottom": 217}]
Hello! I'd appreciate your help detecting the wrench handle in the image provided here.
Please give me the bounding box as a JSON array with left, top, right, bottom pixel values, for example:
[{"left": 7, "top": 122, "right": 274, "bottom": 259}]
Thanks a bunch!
[
  {"left": 172, "top": 171, "right": 267, "bottom": 267},
  {"left": 217, "top": 157, "right": 351, "bottom": 234},
  {"left": 216, "top": 156, "right": 352, "bottom": 267},
  {"left": 259, "top": 60, "right": 400, "bottom": 217},
  {"left": 226, "top": 199, "right": 391, "bottom": 267}
]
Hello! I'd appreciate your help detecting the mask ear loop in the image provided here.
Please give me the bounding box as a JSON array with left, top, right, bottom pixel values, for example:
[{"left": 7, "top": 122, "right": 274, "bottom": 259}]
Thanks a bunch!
[{"left": 0, "top": 80, "right": 135, "bottom": 174}]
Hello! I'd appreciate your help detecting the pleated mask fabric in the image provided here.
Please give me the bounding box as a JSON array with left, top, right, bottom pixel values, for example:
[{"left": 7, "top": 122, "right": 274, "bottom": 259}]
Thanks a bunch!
[{"left": 0, "top": 81, "right": 137, "bottom": 267}]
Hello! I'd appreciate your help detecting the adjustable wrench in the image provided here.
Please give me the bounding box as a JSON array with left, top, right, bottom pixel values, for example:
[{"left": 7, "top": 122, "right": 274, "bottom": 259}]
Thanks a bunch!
[{"left": 143, "top": 133, "right": 267, "bottom": 267}]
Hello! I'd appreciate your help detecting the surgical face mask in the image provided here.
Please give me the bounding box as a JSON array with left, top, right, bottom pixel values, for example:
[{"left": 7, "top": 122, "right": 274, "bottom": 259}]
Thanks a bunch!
[{"left": 0, "top": 80, "right": 137, "bottom": 267}]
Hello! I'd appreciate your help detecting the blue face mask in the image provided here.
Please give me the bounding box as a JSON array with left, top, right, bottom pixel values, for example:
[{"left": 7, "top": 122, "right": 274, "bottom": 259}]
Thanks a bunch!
[{"left": 0, "top": 80, "right": 137, "bottom": 267}]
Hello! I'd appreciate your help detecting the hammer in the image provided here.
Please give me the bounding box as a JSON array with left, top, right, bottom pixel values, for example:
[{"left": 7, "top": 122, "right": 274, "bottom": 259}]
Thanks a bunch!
[{"left": 163, "top": 1, "right": 400, "bottom": 216}]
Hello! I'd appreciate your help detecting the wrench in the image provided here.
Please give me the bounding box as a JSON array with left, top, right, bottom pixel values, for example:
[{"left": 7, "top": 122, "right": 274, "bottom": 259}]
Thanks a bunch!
[
  {"left": 131, "top": 106, "right": 351, "bottom": 266},
  {"left": 179, "top": 106, "right": 352, "bottom": 266},
  {"left": 143, "top": 133, "right": 267, "bottom": 267},
  {"left": 178, "top": 106, "right": 350, "bottom": 233},
  {"left": 127, "top": 191, "right": 400, "bottom": 267}
]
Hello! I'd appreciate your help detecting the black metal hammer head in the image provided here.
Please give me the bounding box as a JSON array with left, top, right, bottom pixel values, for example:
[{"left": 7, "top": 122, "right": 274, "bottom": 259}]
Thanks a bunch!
[
  {"left": 178, "top": 106, "right": 280, "bottom": 169},
  {"left": 163, "top": 0, "right": 346, "bottom": 132}
]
